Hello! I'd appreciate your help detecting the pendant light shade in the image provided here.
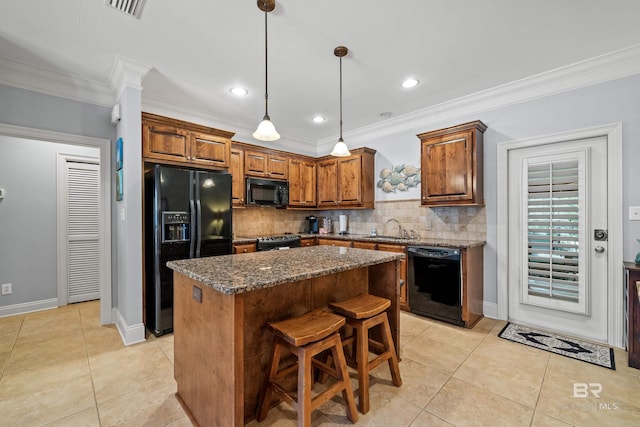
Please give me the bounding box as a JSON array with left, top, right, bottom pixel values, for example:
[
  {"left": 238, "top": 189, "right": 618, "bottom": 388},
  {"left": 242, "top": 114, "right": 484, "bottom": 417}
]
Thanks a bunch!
[
  {"left": 253, "top": 0, "right": 280, "bottom": 142},
  {"left": 331, "top": 46, "right": 351, "bottom": 157}
]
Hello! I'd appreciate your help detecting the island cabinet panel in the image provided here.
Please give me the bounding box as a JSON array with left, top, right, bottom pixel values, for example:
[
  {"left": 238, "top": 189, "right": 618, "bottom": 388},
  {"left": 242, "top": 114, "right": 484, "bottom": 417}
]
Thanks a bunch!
[{"left": 173, "top": 273, "right": 244, "bottom": 427}]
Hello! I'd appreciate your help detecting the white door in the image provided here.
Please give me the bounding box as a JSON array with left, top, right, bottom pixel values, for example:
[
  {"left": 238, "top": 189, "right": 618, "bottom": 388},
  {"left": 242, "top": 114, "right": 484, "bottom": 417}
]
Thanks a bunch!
[
  {"left": 58, "top": 157, "right": 101, "bottom": 304},
  {"left": 507, "top": 136, "right": 608, "bottom": 342}
]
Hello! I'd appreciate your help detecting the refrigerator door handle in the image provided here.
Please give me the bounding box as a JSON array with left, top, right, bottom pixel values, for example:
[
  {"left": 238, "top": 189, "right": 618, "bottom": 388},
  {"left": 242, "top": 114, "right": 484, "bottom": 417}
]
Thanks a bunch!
[
  {"left": 196, "top": 199, "right": 202, "bottom": 257},
  {"left": 189, "top": 200, "right": 196, "bottom": 258}
]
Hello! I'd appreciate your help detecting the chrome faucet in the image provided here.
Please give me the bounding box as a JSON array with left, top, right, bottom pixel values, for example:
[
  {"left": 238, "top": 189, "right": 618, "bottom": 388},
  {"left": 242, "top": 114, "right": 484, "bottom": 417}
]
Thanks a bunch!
[{"left": 386, "top": 218, "right": 403, "bottom": 237}]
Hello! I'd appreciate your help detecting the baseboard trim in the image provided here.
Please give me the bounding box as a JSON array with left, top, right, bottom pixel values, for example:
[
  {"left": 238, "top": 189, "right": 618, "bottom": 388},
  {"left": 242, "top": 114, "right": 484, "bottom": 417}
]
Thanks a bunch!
[
  {"left": 114, "top": 308, "right": 146, "bottom": 346},
  {"left": 483, "top": 301, "right": 498, "bottom": 319},
  {"left": 0, "top": 298, "right": 59, "bottom": 318}
]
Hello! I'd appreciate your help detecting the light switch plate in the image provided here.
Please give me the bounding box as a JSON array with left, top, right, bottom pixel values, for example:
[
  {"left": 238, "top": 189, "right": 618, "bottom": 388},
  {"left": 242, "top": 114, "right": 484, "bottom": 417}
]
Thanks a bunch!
[{"left": 630, "top": 206, "right": 640, "bottom": 221}]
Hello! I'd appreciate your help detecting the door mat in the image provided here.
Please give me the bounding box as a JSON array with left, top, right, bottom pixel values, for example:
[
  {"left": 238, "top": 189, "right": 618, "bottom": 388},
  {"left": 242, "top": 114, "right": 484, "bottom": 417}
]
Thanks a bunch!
[{"left": 499, "top": 323, "right": 615, "bottom": 370}]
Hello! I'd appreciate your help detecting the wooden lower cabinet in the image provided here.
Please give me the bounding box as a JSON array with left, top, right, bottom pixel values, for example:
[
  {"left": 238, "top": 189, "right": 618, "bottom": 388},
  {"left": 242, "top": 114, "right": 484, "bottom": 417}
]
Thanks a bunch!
[
  {"left": 232, "top": 242, "right": 257, "bottom": 254},
  {"left": 300, "top": 237, "right": 317, "bottom": 247},
  {"left": 352, "top": 241, "right": 377, "bottom": 250},
  {"left": 317, "top": 238, "right": 353, "bottom": 248},
  {"left": 377, "top": 243, "right": 408, "bottom": 311},
  {"left": 624, "top": 262, "right": 640, "bottom": 369}
]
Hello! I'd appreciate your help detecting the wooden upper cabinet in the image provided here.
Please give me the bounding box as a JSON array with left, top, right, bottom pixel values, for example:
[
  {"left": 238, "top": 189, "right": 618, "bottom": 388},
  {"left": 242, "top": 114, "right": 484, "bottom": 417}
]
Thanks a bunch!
[
  {"left": 143, "top": 122, "right": 189, "bottom": 162},
  {"left": 317, "top": 148, "right": 375, "bottom": 209},
  {"left": 418, "top": 120, "right": 486, "bottom": 206},
  {"left": 142, "top": 113, "right": 233, "bottom": 169},
  {"left": 288, "top": 158, "right": 316, "bottom": 207},
  {"left": 189, "top": 132, "right": 230, "bottom": 167},
  {"left": 230, "top": 147, "right": 245, "bottom": 206},
  {"left": 244, "top": 150, "right": 288, "bottom": 179}
]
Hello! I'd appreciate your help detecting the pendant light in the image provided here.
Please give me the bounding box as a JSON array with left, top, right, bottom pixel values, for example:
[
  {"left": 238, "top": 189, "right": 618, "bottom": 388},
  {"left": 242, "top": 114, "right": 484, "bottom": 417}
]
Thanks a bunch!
[
  {"left": 253, "top": 0, "right": 280, "bottom": 141},
  {"left": 330, "top": 46, "right": 351, "bottom": 157}
]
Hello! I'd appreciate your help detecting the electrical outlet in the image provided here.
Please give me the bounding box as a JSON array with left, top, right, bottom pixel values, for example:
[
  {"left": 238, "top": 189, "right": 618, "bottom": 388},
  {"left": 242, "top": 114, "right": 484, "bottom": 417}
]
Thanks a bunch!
[
  {"left": 1, "top": 283, "right": 12, "bottom": 295},
  {"left": 192, "top": 285, "right": 202, "bottom": 303},
  {"left": 630, "top": 206, "right": 640, "bottom": 221}
]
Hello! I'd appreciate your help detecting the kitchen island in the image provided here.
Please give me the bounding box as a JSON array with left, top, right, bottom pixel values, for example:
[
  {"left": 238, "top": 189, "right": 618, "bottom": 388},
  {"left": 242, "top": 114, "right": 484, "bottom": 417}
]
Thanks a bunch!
[{"left": 167, "top": 245, "right": 404, "bottom": 426}]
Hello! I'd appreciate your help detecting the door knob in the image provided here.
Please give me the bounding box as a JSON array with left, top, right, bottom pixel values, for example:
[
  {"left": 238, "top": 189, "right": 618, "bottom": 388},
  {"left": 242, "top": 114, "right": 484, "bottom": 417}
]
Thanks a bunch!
[{"left": 595, "top": 246, "right": 605, "bottom": 253}]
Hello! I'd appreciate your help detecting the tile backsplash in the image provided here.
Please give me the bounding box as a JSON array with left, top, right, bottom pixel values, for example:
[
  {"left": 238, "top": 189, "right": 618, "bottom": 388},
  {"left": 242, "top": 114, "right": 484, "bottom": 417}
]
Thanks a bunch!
[{"left": 233, "top": 199, "right": 486, "bottom": 241}]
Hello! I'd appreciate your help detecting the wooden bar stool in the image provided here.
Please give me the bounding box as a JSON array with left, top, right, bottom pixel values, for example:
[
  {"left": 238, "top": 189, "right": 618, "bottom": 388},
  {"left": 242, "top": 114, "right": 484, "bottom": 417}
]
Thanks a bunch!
[
  {"left": 328, "top": 293, "right": 402, "bottom": 414},
  {"left": 255, "top": 309, "right": 358, "bottom": 427}
]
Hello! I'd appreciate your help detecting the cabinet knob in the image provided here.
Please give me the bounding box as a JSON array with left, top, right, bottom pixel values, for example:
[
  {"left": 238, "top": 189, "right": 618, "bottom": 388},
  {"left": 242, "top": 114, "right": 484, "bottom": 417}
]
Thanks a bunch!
[{"left": 243, "top": 249, "right": 248, "bottom": 253}]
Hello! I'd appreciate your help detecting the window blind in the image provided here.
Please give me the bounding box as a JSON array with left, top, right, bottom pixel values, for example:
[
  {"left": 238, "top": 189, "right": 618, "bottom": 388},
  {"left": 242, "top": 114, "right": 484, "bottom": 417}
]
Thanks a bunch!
[{"left": 527, "top": 160, "right": 580, "bottom": 303}]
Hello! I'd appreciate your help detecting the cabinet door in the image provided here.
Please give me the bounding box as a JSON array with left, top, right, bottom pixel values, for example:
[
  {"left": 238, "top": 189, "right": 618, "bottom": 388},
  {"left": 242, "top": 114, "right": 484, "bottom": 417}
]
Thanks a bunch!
[
  {"left": 300, "top": 237, "right": 317, "bottom": 247},
  {"left": 317, "top": 159, "right": 338, "bottom": 207},
  {"left": 318, "top": 238, "right": 352, "bottom": 248},
  {"left": 352, "top": 241, "right": 377, "bottom": 250},
  {"left": 338, "top": 156, "right": 362, "bottom": 206},
  {"left": 268, "top": 154, "right": 288, "bottom": 179},
  {"left": 230, "top": 148, "right": 245, "bottom": 206},
  {"left": 245, "top": 150, "right": 268, "bottom": 176},
  {"left": 377, "top": 243, "right": 408, "bottom": 309},
  {"left": 289, "top": 159, "right": 316, "bottom": 207},
  {"left": 189, "top": 132, "right": 230, "bottom": 167},
  {"left": 143, "top": 122, "right": 189, "bottom": 162},
  {"left": 422, "top": 131, "right": 471, "bottom": 200}
]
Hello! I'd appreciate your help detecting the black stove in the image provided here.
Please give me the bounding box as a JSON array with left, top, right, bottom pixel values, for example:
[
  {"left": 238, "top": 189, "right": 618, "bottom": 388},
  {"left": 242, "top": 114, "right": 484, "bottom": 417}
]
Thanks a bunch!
[{"left": 257, "top": 235, "right": 302, "bottom": 251}]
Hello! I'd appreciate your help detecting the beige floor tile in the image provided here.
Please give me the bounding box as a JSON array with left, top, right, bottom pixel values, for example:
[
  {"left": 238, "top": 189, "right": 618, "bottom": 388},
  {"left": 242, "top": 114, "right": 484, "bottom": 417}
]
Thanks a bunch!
[
  {"left": 319, "top": 391, "right": 422, "bottom": 427},
  {"left": 98, "top": 375, "right": 184, "bottom": 427},
  {"left": 42, "top": 406, "right": 101, "bottom": 427},
  {"left": 19, "top": 307, "right": 83, "bottom": 337},
  {"left": 244, "top": 401, "right": 298, "bottom": 426},
  {"left": 368, "top": 356, "right": 450, "bottom": 409},
  {"left": 530, "top": 411, "right": 573, "bottom": 426},
  {"left": 399, "top": 312, "right": 433, "bottom": 346},
  {"left": 0, "top": 357, "right": 90, "bottom": 400},
  {"left": 0, "top": 315, "right": 22, "bottom": 353},
  {"left": 157, "top": 334, "right": 175, "bottom": 365},
  {"left": 426, "top": 377, "right": 534, "bottom": 426},
  {"left": 0, "top": 350, "right": 9, "bottom": 377},
  {"left": 0, "top": 374, "right": 95, "bottom": 427},
  {"left": 4, "top": 332, "right": 87, "bottom": 374},
  {"left": 453, "top": 335, "right": 549, "bottom": 407},
  {"left": 83, "top": 324, "right": 125, "bottom": 357},
  {"left": 401, "top": 328, "right": 476, "bottom": 374},
  {"left": 408, "top": 410, "right": 454, "bottom": 427},
  {"left": 536, "top": 354, "right": 640, "bottom": 426},
  {"left": 612, "top": 347, "right": 640, "bottom": 377},
  {"left": 466, "top": 316, "right": 500, "bottom": 336},
  {"left": 90, "top": 341, "right": 175, "bottom": 403}
]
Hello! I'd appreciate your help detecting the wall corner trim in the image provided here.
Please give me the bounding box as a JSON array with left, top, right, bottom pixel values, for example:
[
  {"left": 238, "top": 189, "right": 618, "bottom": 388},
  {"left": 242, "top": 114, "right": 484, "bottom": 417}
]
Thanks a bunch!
[{"left": 114, "top": 308, "right": 146, "bottom": 346}]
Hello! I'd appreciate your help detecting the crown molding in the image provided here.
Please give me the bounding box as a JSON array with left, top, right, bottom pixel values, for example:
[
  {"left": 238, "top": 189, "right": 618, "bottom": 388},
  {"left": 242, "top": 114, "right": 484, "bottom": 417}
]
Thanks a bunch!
[
  {"left": 319, "top": 43, "right": 640, "bottom": 149},
  {"left": 0, "top": 57, "right": 114, "bottom": 107},
  {"left": 108, "top": 56, "right": 151, "bottom": 101},
  {"left": 142, "top": 95, "right": 319, "bottom": 156}
]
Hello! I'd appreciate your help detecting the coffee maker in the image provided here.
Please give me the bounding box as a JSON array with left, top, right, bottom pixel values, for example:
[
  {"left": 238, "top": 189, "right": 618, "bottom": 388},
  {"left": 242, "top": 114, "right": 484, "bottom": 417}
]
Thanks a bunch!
[{"left": 305, "top": 215, "right": 319, "bottom": 234}]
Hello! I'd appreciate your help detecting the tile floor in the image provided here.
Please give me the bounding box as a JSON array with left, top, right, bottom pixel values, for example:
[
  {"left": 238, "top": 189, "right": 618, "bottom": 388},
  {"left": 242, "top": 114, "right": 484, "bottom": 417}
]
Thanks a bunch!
[{"left": 1, "top": 301, "right": 639, "bottom": 426}]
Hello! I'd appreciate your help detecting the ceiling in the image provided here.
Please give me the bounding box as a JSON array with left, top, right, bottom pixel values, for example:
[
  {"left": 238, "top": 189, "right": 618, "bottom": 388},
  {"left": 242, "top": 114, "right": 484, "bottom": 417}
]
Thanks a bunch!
[{"left": 2, "top": 0, "right": 640, "bottom": 152}]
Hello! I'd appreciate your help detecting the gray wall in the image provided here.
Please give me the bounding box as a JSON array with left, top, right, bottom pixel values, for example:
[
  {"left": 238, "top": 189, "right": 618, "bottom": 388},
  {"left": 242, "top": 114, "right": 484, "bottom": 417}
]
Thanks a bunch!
[
  {"left": 0, "top": 84, "right": 117, "bottom": 306},
  {"left": 0, "top": 136, "right": 99, "bottom": 306},
  {"left": 350, "top": 74, "right": 640, "bottom": 305}
]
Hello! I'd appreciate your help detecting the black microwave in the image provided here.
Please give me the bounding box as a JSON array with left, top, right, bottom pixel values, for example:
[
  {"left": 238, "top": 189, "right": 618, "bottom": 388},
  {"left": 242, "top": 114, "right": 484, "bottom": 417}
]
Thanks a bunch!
[{"left": 246, "top": 177, "right": 289, "bottom": 207}]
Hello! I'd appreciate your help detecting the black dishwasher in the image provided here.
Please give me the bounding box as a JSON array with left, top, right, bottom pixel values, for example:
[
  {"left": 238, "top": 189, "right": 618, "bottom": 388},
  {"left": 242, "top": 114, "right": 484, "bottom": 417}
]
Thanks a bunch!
[{"left": 407, "top": 246, "right": 463, "bottom": 326}]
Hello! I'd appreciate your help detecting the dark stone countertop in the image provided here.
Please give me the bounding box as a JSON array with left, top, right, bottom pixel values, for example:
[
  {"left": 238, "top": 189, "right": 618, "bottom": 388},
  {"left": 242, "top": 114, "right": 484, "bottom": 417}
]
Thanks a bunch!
[{"left": 167, "top": 245, "right": 404, "bottom": 295}]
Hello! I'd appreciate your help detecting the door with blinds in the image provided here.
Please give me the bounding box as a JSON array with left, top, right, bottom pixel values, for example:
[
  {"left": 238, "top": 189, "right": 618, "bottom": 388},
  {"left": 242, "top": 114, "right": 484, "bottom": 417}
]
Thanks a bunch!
[
  {"left": 59, "top": 157, "right": 101, "bottom": 304},
  {"left": 507, "top": 136, "right": 608, "bottom": 342}
]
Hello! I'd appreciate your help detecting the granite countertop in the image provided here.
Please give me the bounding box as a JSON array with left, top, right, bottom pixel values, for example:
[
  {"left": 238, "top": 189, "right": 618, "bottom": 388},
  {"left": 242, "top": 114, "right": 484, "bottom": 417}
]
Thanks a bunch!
[
  {"left": 233, "top": 233, "right": 485, "bottom": 248},
  {"left": 167, "top": 245, "right": 404, "bottom": 295},
  {"left": 300, "top": 233, "right": 486, "bottom": 248}
]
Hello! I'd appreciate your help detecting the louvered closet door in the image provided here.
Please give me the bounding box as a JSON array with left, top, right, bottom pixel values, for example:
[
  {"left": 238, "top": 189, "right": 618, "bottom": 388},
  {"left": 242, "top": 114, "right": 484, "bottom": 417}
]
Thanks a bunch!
[
  {"left": 508, "top": 136, "right": 608, "bottom": 342},
  {"left": 65, "top": 161, "right": 101, "bottom": 303}
]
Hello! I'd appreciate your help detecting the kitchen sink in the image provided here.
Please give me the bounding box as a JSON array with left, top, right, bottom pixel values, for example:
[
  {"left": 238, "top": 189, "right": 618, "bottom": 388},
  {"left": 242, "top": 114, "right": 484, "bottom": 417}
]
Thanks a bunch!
[{"left": 363, "top": 235, "right": 408, "bottom": 240}]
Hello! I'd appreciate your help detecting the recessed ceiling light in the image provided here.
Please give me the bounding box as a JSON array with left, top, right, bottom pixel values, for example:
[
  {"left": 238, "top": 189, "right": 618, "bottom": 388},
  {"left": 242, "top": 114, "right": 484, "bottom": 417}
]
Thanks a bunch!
[
  {"left": 229, "top": 87, "right": 248, "bottom": 96},
  {"left": 401, "top": 78, "right": 419, "bottom": 89},
  {"left": 312, "top": 115, "right": 326, "bottom": 123}
]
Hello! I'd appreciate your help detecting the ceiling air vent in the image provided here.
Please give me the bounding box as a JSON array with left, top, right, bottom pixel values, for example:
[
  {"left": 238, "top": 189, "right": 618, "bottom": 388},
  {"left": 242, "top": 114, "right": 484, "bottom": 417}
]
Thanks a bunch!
[{"left": 105, "top": 0, "right": 147, "bottom": 19}]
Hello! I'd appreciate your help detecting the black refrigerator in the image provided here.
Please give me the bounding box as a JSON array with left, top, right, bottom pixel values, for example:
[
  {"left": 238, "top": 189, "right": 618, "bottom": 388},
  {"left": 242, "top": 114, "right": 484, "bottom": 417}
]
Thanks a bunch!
[{"left": 145, "top": 165, "right": 232, "bottom": 336}]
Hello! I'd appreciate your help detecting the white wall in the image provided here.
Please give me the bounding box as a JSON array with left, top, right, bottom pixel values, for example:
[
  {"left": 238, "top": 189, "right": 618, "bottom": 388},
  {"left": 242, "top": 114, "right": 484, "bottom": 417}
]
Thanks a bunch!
[
  {"left": 0, "top": 135, "right": 99, "bottom": 308},
  {"left": 346, "top": 74, "right": 640, "bottom": 305}
]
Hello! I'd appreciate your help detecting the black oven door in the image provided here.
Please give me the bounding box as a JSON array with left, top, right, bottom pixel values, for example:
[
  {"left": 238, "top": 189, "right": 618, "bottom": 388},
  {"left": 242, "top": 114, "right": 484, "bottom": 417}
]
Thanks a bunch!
[{"left": 408, "top": 246, "right": 463, "bottom": 326}]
